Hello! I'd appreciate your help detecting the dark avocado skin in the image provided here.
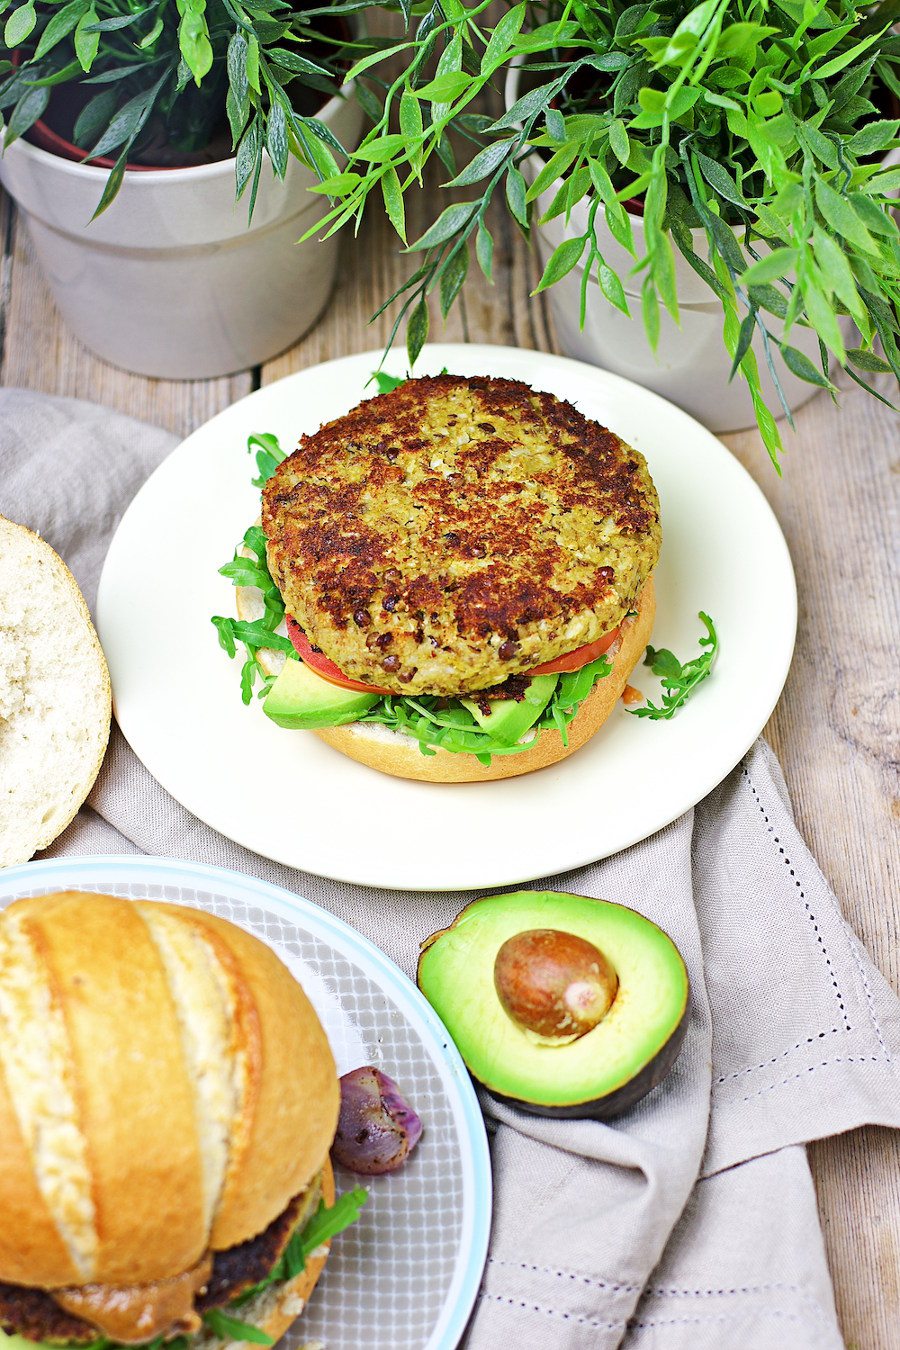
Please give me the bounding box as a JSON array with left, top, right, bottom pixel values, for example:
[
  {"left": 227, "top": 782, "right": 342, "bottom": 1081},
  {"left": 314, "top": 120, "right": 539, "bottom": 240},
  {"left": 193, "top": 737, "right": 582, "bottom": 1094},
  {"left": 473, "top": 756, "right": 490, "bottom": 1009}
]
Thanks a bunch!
[
  {"left": 485, "top": 1009, "right": 689, "bottom": 1120},
  {"left": 417, "top": 890, "right": 690, "bottom": 1119}
]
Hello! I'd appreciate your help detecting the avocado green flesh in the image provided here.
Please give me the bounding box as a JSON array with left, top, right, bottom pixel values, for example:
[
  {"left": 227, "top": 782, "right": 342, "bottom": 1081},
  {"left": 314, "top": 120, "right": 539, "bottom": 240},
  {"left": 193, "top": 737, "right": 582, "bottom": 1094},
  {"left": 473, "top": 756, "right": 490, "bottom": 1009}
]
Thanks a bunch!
[
  {"left": 0, "top": 1335, "right": 64, "bottom": 1350},
  {"left": 263, "top": 657, "right": 379, "bottom": 729},
  {"left": 418, "top": 891, "right": 689, "bottom": 1109},
  {"left": 460, "top": 675, "right": 557, "bottom": 746}
]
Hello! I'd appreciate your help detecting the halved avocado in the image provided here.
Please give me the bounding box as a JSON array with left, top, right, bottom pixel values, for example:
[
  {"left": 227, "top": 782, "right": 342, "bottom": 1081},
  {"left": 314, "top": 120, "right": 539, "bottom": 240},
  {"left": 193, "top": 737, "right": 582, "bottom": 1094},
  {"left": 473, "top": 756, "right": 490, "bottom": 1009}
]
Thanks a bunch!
[
  {"left": 460, "top": 675, "right": 557, "bottom": 746},
  {"left": 263, "top": 657, "right": 379, "bottom": 729},
  {"left": 417, "top": 891, "right": 689, "bottom": 1119}
]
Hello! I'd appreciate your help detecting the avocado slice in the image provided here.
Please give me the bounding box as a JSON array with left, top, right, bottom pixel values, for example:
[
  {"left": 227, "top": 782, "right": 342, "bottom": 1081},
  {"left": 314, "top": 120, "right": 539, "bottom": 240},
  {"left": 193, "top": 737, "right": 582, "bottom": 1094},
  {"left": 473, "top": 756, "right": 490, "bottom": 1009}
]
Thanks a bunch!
[
  {"left": 263, "top": 657, "right": 379, "bottom": 729},
  {"left": 417, "top": 891, "right": 689, "bottom": 1118},
  {"left": 460, "top": 674, "right": 557, "bottom": 746}
]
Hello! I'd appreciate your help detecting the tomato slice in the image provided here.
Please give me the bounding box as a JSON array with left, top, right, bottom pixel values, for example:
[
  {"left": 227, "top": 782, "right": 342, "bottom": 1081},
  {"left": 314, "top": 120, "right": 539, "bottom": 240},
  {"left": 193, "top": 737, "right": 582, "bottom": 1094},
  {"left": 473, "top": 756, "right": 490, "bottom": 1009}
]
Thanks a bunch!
[
  {"left": 285, "top": 616, "right": 393, "bottom": 695},
  {"left": 527, "top": 626, "right": 620, "bottom": 676}
]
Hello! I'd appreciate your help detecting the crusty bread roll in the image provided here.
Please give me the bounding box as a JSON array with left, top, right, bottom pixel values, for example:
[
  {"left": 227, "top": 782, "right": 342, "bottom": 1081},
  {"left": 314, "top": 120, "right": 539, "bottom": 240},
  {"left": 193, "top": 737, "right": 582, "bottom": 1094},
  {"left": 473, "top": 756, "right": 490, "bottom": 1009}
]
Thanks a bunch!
[
  {"left": 239, "top": 576, "right": 655, "bottom": 783},
  {"left": 0, "top": 518, "right": 111, "bottom": 865},
  {"left": 0, "top": 892, "right": 339, "bottom": 1290}
]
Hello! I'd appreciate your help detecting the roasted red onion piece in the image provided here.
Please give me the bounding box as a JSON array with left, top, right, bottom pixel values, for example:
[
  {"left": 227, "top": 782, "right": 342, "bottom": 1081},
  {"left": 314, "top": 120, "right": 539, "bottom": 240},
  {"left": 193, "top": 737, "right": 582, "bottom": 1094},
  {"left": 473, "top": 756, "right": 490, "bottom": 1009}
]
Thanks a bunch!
[{"left": 332, "top": 1067, "right": 423, "bottom": 1175}]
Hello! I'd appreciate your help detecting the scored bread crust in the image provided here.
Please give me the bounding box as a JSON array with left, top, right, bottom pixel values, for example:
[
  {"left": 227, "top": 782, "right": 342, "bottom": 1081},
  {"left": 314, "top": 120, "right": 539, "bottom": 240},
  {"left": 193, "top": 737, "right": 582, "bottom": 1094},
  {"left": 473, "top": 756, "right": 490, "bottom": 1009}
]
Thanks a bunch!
[
  {"left": 315, "top": 579, "right": 655, "bottom": 781},
  {"left": 0, "top": 518, "right": 111, "bottom": 866},
  {"left": 0, "top": 893, "right": 339, "bottom": 1288}
]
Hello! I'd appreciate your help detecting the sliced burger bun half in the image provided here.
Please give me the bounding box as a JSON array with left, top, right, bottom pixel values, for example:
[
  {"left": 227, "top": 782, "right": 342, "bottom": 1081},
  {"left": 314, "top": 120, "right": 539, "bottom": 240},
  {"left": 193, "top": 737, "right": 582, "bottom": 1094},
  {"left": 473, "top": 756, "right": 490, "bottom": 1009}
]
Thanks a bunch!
[
  {"left": 0, "top": 519, "right": 111, "bottom": 865},
  {"left": 236, "top": 559, "right": 655, "bottom": 783}
]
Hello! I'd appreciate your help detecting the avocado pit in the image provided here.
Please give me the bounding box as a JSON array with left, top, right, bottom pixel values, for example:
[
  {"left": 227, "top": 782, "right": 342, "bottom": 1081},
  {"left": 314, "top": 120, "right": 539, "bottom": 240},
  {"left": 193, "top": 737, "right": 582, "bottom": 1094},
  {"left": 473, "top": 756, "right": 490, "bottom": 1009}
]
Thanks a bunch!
[{"left": 493, "top": 928, "right": 618, "bottom": 1043}]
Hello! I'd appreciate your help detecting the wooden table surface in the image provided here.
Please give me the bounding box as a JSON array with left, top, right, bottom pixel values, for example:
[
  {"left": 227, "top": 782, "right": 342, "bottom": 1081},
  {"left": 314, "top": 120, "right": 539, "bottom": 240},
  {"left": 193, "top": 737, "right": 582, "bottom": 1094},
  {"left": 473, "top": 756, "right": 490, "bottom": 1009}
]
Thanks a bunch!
[{"left": 1, "top": 177, "right": 897, "bottom": 1348}]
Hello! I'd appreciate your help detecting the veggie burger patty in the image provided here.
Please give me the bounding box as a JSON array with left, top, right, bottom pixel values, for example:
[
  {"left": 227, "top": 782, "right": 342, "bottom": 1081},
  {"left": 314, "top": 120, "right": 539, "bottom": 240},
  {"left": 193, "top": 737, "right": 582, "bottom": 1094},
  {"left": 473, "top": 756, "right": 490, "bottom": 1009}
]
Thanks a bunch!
[{"left": 262, "top": 374, "right": 661, "bottom": 697}]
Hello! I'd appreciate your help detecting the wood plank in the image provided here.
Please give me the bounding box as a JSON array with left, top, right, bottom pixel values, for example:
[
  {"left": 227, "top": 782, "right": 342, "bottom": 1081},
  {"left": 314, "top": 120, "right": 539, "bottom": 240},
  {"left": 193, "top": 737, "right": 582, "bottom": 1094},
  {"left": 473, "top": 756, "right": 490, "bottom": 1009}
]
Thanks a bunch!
[{"left": 0, "top": 202, "right": 252, "bottom": 436}]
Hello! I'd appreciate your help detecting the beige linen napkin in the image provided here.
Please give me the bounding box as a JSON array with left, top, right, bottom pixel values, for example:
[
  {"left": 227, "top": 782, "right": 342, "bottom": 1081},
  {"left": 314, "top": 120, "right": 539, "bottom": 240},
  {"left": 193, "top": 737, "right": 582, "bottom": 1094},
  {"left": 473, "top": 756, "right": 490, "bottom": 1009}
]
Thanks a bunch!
[{"left": 3, "top": 390, "right": 899, "bottom": 1350}]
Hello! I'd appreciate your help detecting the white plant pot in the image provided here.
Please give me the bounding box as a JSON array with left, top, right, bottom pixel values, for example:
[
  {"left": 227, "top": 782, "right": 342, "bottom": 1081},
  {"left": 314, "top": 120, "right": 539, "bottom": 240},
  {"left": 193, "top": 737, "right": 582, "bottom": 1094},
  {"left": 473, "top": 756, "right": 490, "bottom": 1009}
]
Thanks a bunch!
[
  {"left": 505, "top": 66, "right": 837, "bottom": 433},
  {"left": 0, "top": 92, "right": 363, "bottom": 379}
]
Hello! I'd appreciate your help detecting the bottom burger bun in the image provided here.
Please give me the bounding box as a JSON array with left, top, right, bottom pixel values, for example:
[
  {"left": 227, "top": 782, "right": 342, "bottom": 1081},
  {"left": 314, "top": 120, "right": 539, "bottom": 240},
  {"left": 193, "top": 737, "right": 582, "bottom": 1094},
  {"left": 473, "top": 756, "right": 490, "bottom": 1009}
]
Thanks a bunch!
[
  {"left": 192, "top": 1161, "right": 336, "bottom": 1350},
  {"left": 240, "top": 577, "right": 655, "bottom": 783},
  {"left": 315, "top": 580, "right": 655, "bottom": 782}
]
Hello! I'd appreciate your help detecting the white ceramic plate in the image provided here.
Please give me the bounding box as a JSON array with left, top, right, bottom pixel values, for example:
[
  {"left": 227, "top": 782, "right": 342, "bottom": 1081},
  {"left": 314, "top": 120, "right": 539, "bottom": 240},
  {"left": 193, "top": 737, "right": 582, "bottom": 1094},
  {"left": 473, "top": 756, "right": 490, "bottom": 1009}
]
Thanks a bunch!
[
  {"left": 0, "top": 856, "right": 491, "bottom": 1350},
  {"left": 97, "top": 344, "right": 796, "bottom": 890}
]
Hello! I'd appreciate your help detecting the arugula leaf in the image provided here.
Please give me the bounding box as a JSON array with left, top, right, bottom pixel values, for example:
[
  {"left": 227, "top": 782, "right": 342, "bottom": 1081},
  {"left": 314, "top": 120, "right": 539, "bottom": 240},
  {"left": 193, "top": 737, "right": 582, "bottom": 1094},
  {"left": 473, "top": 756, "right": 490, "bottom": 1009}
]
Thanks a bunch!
[
  {"left": 201, "top": 1310, "right": 274, "bottom": 1345},
  {"left": 212, "top": 520, "right": 294, "bottom": 705},
  {"left": 359, "top": 653, "right": 613, "bottom": 764},
  {"left": 248, "top": 431, "right": 287, "bottom": 488},
  {"left": 234, "top": 1188, "right": 368, "bottom": 1306},
  {"left": 630, "top": 612, "right": 719, "bottom": 720},
  {"left": 370, "top": 370, "right": 407, "bottom": 394}
]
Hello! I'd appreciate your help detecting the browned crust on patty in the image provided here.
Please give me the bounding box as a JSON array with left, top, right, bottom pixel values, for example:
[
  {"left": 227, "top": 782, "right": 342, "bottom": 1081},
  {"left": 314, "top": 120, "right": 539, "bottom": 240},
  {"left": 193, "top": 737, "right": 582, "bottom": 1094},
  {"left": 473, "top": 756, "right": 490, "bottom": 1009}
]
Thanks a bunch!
[{"left": 262, "top": 374, "right": 660, "bottom": 696}]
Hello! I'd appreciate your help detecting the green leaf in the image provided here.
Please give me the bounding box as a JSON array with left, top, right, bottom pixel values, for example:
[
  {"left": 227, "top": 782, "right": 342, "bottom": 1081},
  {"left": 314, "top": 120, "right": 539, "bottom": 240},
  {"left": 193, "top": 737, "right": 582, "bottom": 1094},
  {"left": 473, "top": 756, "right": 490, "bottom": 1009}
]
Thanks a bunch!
[
  {"left": 202, "top": 1311, "right": 273, "bottom": 1345},
  {"left": 505, "top": 163, "right": 528, "bottom": 228},
  {"left": 412, "top": 71, "right": 471, "bottom": 104},
  {"left": 406, "top": 297, "right": 429, "bottom": 367},
  {"left": 814, "top": 178, "right": 876, "bottom": 256},
  {"left": 4, "top": 3, "right": 35, "bottom": 47},
  {"left": 811, "top": 226, "right": 865, "bottom": 325},
  {"left": 73, "top": 4, "right": 100, "bottom": 74},
  {"left": 597, "top": 260, "right": 629, "bottom": 315},
  {"left": 90, "top": 145, "right": 127, "bottom": 217},
  {"left": 72, "top": 86, "right": 116, "bottom": 148},
  {"left": 694, "top": 151, "right": 746, "bottom": 208},
  {"left": 630, "top": 612, "right": 719, "bottom": 720},
  {"left": 847, "top": 347, "right": 892, "bottom": 374},
  {"left": 245, "top": 32, "right": 260, "bottom": 94},
  {"left": 476, "top": 220, "right": 494, "bottom": 281},
  {"left": 810, "top": 26, "right": 885, "bottom": 81},
  {"left": 439, "top": 243, "right": 468, "bottom": 318},
  {"left": 779, "top": 343, "right": 833, "bottom": 390},
  {"left": 848, "top": 119, "right": 900, "bottom": 157},
  {"left": 407, "top": 201, "right": 475, "bottom": 253},
  {"left": 448, "top": 139, "right": 514, "bottom": 188},
  {"left": 533, "top": 236, "right": 585, "bottom": 293},
  {"left": 490, "top": 79, "right": 557, "bottom": 132},
  {"left": 399, "top": 89, "right": 423, "bottom": 172},
  {"left": 236, "top": 117, "right": 261, "bottom": 199},
  {"left": 177, "top": 0, "right": 212, "bottom": 84},
  {"left": 481, "top": 2, "right": 525, "bottom": 75},
  {"left": 4, "top": 82, "right": 48, "bottom": 143},
  {"left": 266, "top": 99, "right": 287, "bottom": 179},
  {"left": 380, "top": 163, "right": 405, "bottom": 242},
  {"left": 33, "top": 0, "right": 87, "bottom": 60},
  {"left": 371, "top": 371, "right": 406, "bottom": 394},
  {"left": 608, "top": 117, "right": 629, "bottom": 166},
  {"left": 739, "top": 248, "right": 796, "bottom": 287},
  {"left": 267, "top": 47, "right": 328, "bottom": 78},
  {"left": 641, "top": 276, "right": 660, "bottom": 352}
]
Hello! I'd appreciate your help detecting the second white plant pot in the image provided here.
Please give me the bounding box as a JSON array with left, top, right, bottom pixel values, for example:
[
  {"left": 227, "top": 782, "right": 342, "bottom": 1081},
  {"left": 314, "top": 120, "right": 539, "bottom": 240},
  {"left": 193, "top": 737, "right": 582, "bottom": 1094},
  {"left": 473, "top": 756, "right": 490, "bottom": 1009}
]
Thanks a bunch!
[
  {"left": 506, "top": 68, "right": 836, "bottom": 433},
  {"left": 0, "top": 91, "right": 363, "bottom": 380}
]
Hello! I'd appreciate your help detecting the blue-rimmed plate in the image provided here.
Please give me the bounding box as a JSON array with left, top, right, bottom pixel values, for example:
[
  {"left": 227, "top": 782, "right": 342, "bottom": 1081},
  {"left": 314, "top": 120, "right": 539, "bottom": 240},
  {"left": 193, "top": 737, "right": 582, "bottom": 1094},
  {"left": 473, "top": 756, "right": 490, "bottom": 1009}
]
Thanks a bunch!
[{"left": 0, "top": 856, "right": 491, "bottom": 1350}]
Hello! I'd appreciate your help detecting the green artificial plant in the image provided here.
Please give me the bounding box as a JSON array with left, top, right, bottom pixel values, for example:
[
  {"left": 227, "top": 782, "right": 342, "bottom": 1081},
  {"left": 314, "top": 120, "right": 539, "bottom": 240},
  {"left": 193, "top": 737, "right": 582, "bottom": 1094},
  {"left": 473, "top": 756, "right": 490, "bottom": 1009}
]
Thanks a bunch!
[{"left": 308, "top": 0, "right": 900, "bottom": 466}]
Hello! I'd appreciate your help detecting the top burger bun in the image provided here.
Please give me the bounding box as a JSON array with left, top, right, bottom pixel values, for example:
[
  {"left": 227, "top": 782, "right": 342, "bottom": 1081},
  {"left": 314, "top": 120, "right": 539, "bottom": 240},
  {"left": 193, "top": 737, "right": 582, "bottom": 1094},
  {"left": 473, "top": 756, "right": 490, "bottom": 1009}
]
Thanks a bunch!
[
  {"left": 0, "top": 891, "right": 339, "bottom": 1289},
  {"left": 0, "top": 518, "right": 111, "bottom": 866}
]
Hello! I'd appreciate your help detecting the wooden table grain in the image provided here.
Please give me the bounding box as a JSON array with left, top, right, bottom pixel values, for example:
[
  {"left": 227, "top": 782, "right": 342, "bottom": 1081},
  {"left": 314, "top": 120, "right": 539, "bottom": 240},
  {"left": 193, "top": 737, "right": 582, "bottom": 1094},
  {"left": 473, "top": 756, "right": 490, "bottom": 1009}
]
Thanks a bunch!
[{"left": 1, "top": 179, "right": 897, "bottom": 1349}]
